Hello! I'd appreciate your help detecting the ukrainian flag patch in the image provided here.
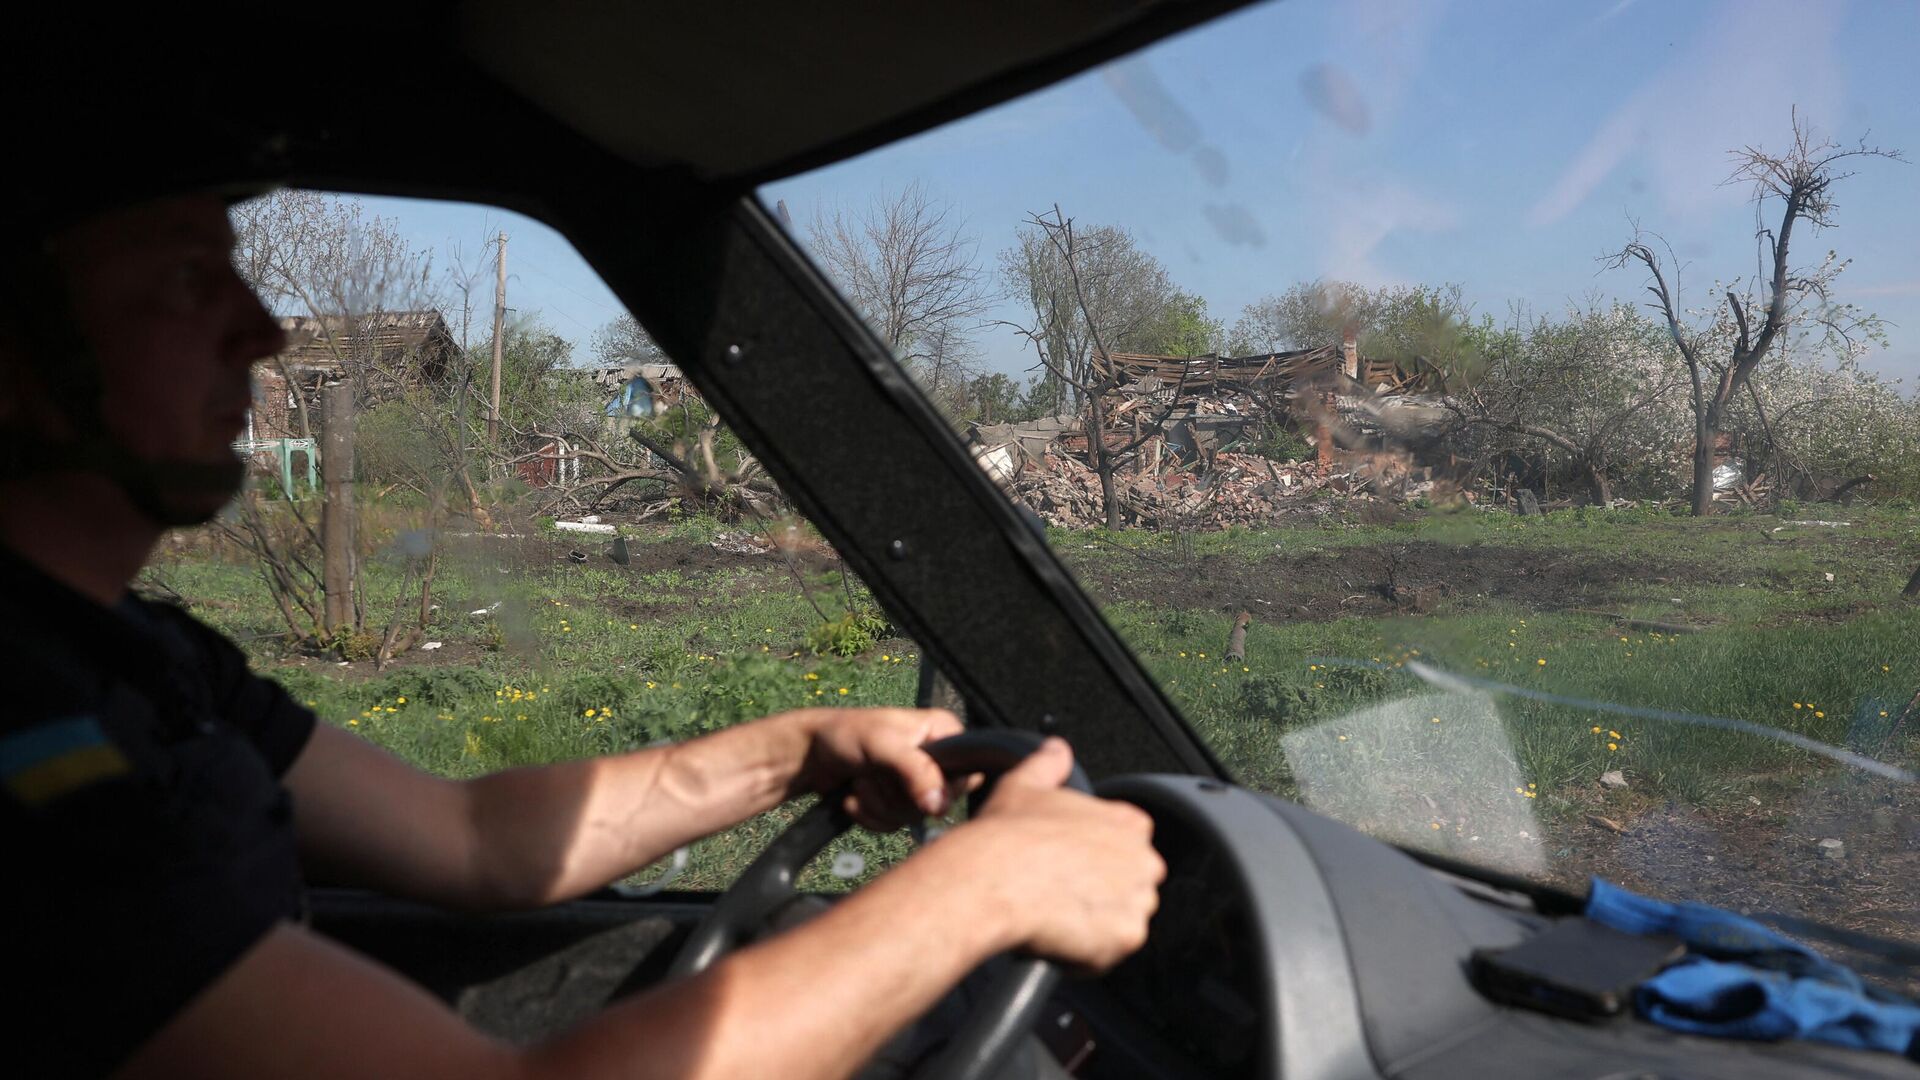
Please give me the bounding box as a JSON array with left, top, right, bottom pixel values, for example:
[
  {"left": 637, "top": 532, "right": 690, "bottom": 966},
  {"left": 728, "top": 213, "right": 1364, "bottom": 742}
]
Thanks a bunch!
[{"left": 0, "top": 717, "right": 132, "bottom": 806}]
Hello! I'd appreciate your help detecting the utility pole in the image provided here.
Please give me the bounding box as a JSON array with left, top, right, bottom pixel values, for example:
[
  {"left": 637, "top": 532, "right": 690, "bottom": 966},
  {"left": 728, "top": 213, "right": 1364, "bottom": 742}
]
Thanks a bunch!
[{"left": 487, "top": 230, "right": 507, "bottom": 443}]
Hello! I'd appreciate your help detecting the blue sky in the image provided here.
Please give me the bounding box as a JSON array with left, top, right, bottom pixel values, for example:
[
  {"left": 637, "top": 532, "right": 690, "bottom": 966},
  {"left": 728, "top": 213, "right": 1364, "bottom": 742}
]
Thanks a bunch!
[{"left": 367, "top": 0, "right": 1920, "bottom": 386}]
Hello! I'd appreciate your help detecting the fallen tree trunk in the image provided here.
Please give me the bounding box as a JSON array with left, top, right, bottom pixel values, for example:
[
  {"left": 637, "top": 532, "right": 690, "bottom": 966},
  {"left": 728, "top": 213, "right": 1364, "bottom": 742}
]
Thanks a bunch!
[
  {"left": 1825, "top": 474, "right": 1875, "bottom": 503},
  {"left": 1226, "top": 611, "right": 1251, "bottom": 662}
]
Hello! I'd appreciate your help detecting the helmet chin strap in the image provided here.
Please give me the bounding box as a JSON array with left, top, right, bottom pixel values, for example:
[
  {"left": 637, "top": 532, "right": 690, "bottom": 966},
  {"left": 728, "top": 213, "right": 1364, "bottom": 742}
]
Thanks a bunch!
[{"left": 0, "top": 429, "right": 247, "bottom": 528}]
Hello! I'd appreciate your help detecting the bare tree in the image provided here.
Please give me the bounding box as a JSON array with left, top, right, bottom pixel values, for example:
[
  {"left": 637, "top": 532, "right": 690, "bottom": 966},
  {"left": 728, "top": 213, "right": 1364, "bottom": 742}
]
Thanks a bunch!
[
  {"left": 1003, "top": 207, "right": 1190, "bottom": 529},
  {"left": 231, "top": 191, "right": 441, "bottom": 408},
  {"left": 1605, "top": 113, "right": 1902, "bottom": 515},
  {"left": 1002, "top": 212, "right": 1181, "bottom": 415},
  {"left": 808, "top": 183, "right": 993, "bottom": 401},
  {"left": 226, "top": 192, "right": 460, "bottom": 657}
]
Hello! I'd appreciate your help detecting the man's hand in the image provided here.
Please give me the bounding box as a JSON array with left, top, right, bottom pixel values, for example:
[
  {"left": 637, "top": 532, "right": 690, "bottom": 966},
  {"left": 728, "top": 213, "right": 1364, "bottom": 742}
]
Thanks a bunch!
[
  {"left": 781, "top": 707, "right": 967, "bottom": 832},
  {"left": 927, "top": 736, "right": 1167, "bottom": 972}
]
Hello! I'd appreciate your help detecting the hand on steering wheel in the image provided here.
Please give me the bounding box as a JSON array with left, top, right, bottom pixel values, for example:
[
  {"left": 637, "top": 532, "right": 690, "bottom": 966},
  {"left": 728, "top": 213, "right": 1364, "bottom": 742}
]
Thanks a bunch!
[{"left": 667, "top": 730, "right": 1094, "bottom": 1080}]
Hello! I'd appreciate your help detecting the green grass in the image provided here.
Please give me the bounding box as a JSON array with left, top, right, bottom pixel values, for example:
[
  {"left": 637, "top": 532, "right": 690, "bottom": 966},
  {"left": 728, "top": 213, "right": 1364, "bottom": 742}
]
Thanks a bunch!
[{"left": 154, "top": 501, "right": 1920, "bottom": 891}]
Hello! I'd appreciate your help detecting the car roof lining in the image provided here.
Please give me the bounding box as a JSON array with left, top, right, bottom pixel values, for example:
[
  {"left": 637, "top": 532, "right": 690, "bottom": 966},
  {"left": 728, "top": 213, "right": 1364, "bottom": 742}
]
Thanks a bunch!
[{"left": 456, "top": 0, "right": 1255, "bottom": 184}]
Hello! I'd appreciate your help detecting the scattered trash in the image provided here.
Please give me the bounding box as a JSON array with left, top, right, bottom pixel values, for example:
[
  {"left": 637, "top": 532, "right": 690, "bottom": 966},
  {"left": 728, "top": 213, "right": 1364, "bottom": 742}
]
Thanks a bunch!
[
  {"left": 830, "top": 850, "right": 866, "bottom": 879},
  {"left": 1600, "top": 770, "right": 1628, "bottom": 789},
  {"left": 1784, "top": 520, "right": 1852, "bottom": 528},
  {"left": 609, "top": 535, "right": 631, "bottom": 566},
  {"left": 580, "top": 514, "right": 602, "bottom": 524},
  {"left": 555, "top": 520, "right": 618, "bottom": 535},
  {"left": 1748, "top": 795, "right": 1763, "bottom": 806},
  {"left": 1587, "top": 814, "right": 1628, "bottom": 835},
  {"left": 567, "top": 550, "right": 588, "bottom": 564},
  {"left": 1822, "top": 572, "right": 1835, "bottom": 583},
  {"left": 1818, "top": 838, "right": 1846, "bottom": 861},
  {"left": 711, "top": 531, "right": 775, "bottom": 556},
  {"left": 470, "top": 602, "right": 502, "bottom": 617},
  {"left": 420, "top": 641, "right": 444, "bottom": 651}
]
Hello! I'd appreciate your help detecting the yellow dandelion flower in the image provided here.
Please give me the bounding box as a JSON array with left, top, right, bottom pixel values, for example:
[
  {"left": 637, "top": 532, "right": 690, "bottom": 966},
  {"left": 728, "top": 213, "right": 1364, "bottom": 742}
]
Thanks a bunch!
[
  {"left": 1814, "top": 711, "right": 1825, "bottom": 719},
  {"left": 1431, "top": 717, "right": 1441, "bottom": 724},
  {"left": 584, "top": 708, "right": 596, "bottom": 717},
  {"left": 1592, "top": 726, "right": 1603, "bottom": 733},
  {"left": 1337, "top": 734, "right": 1348, "bottom": 741},
  {"left": 1537, "top": 659, "right": 1547, "bottom": 666},
  {"left": 1431, "top": 822, "right": 1442, "bottom": 830},
  {"left": 1609, "top": 730, "right": 1622, "bottom": 739},
  {"left": 804, "top": 672, "right": 820, "bottom": 681},
  {"left": 1608, "top": 742, "right": 1618, "bottom": 751},
  {"left": 1242, "top": 666, "right": 1250, "bottom": 673},
  {"left": 1528, "top": 783, "right": 1537, "bottom": 789},
  {"left": 1881, "top": 711, "right": 1889, "bottom": 718},
  {"left": 347, "top": 718, "right": 359, "bottom": 727},
  {"left": 1198, "top": 652, "right": 1207, "bottom": 659},
  {"left": 630, "top": 624, "right": 638, "bottom": 630},
  {"left": 837, "top": 687, "right": 849, "bottom": 696},
  {"left": 305, "top": 700, "right": 317, "bottom": 707}
]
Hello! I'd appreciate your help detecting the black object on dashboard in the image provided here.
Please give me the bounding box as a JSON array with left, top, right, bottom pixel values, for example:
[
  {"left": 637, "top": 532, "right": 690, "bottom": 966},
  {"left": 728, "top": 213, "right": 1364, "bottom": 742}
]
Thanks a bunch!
[{"left": 1471, "top": 918, "right": 1684, "bottom": 1021}]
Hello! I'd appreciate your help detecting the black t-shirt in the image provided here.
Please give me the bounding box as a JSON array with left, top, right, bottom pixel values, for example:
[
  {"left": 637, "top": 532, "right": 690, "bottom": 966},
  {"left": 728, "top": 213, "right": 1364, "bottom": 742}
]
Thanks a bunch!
[{"left": 0, "top": 547, "right": 316, "bottom": 1078}]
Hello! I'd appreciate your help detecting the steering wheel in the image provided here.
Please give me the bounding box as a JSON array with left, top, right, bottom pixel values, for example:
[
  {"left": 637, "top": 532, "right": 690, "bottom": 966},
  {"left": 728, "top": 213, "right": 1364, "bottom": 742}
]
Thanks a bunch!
[{"left": 666, "top": 730, "right": 1092, "bottom": 1080}]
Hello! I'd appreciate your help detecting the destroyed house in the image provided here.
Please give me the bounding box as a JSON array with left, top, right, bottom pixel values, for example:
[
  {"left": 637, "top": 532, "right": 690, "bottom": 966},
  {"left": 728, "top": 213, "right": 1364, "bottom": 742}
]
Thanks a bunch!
[
  {"left": 584, "top": 362, "right": 688, "bottom": 420},
  {"left": 250, "top": 310, "right": 459, "bottom": 439},
  {"left": 1092, "top": 340, "right": 1449, "bottom": 459}
]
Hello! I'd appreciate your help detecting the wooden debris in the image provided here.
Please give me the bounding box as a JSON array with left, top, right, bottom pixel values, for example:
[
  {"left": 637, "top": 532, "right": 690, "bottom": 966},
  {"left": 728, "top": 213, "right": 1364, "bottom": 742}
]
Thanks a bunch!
[
  {"left": 1586, "top": 814, "right": 1629, "bottom": 835},
  {"left": 1226, "top": 611, "right": 1251, "bottom": 662}
]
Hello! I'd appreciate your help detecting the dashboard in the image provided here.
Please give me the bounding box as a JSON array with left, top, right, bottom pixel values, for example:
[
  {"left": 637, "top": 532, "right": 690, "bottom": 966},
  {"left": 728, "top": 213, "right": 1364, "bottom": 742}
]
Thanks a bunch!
[{"left": 1044, "top": 775, "right": 1920, "bottom": 1080}]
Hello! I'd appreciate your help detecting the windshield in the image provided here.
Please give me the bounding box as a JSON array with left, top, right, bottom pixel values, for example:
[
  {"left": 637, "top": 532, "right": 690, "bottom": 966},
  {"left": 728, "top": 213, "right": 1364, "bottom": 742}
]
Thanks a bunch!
[{"left": 762, "top": 0, "right": 1920, "bottom": 969}]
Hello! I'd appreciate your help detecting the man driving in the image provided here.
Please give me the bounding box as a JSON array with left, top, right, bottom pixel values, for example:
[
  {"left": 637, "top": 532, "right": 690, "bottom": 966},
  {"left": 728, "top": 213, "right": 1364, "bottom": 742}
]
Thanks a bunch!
[{"left": 0, "top": 179, "right": 1165, "bottom": 1078}]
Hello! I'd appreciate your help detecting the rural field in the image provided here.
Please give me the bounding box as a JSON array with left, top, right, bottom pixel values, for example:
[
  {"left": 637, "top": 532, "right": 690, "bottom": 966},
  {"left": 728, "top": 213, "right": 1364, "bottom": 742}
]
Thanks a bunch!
[{"left": 152, "top": 496, "right": 1920, "bottom": 977}]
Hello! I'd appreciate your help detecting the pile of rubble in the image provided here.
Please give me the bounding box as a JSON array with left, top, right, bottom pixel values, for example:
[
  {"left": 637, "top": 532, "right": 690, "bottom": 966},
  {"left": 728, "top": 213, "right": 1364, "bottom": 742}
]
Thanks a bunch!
[{"left": 1008, "top": 449, "right": 1403, "bottom": 529}]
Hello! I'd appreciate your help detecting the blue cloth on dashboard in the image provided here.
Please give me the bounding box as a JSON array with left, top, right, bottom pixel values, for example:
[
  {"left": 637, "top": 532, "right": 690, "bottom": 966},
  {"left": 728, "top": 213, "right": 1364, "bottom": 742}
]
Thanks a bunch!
[{"left": 1585, "top": 878, "right": 1920, "bottom": 1060}]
